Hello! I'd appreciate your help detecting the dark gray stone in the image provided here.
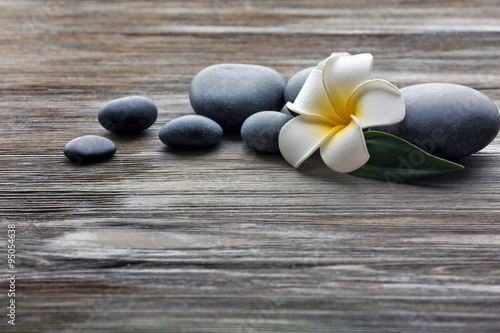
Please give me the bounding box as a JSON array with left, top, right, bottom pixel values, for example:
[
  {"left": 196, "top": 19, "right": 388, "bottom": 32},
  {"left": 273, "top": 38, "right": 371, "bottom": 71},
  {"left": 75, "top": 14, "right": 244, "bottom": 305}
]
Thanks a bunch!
[
  {"left": 64, "top": 135, "right": 116, "bottom": 163},
  {"left": 241, "top": 111, "right": 293, "bottom": 153},
  {"left": 284, "top": 67, "right": 315, "bottom": 104},
  {"left": 159, "top": 115, "right": 223, "bottom": 147},
  {"left": 189, "top": 63, "right": 286, "bottom": 131},
  {"left": 98, "top": 96, "right": 158, "bottom": 134},
  {"left": 373, "top": 83, "right": 500, "bottom": 160}
]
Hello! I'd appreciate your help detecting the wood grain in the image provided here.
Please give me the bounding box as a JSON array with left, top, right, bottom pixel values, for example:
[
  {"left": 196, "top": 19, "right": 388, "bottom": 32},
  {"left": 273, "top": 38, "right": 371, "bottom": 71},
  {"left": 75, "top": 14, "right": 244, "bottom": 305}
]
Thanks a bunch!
[{"left": 1, "top": 1, "right": 500, "bottom": 332}]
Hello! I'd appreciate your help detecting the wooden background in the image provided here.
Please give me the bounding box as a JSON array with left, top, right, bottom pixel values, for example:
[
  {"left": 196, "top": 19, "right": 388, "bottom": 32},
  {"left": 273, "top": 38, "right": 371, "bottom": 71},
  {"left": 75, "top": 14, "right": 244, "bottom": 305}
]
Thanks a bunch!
[{"left": 1, "top": 0, "right": 500, "bottom": 332}]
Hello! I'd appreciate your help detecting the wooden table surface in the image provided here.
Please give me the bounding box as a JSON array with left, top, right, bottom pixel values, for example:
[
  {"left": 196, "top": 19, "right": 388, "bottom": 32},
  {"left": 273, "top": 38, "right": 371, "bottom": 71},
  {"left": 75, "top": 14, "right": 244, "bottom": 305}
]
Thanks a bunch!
[{"left": 1, "top": 1, "right": 500, "bottom": 332}]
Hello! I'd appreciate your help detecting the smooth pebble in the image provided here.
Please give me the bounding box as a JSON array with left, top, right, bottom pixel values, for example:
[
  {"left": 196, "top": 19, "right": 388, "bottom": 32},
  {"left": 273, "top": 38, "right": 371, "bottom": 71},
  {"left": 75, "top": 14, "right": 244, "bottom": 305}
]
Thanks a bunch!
[
  {"left": 159, "top": 115, "right": 223, "bottom": 147},
  {"left": 98, "top": 96, "right": 158, "bottom": 134},
  {"left": 285, "top": 67, "right": 316, "bottom": 117},
  {"left": 189, "top": 63, "right": 286, "bottom": 131},
  {"left": 373, "top": 83, "right": 500, "bottom": 160},
  {"left": 241, "top": 111, "right": 293, "bottom": 153},
  {"left": 64, "top": 135, "right": 116, "bottom": 163},
  {"left": 284, "top": 67, "right": 315, "bottom": 105}
]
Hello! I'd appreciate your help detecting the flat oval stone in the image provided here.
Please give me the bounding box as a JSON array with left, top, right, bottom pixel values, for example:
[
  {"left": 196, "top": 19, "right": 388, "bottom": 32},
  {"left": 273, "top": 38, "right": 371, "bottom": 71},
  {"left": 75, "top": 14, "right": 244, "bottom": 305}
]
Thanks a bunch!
[
  {"left": 373, "top": 83, "right": 500, "bottom": 160},
  {"left": 189, "top": 63, "right": 286, "bottom": 131},
  {"left": 284, "top": 67, "right": 315, "bottom": 104},
  {"left": 64, "top": 135, "right": 116, "bottom": 163},
  {"left": 98, "top": 96, "right": 158, "bottom": 134},
  {"left": 159, "top": 115, "right": 223, "bottom": 147},
  {"left": 241, "top": 111, "right": 293, "bottom": 153}
]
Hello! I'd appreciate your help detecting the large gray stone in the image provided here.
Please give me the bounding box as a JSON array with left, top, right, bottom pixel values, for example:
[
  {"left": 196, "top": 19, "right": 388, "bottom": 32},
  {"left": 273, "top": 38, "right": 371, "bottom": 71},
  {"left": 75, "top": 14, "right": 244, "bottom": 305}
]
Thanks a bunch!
[
  {"left": 373, "top": 83, "right": 500, "bottom": 160},
  {"left": 189, "top": 64, "right": 286, "bottom": 131}
]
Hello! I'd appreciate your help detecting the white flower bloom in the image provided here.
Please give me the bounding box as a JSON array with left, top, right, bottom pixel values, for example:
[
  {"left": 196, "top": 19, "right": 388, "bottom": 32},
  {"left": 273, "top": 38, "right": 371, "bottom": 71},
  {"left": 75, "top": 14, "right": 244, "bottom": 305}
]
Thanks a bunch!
[{"left": 279, "top": 53, "right": 406, "bottom": 173}]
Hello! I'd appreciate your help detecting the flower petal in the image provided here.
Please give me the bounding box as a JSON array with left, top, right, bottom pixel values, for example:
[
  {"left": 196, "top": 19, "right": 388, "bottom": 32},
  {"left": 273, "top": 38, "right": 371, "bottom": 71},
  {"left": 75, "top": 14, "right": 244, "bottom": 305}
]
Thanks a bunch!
[
  {"left": 279, "top": 115, "right": 337, "bottom": 168},
  {"left": 322, "top": 53, "right": 373, "bottom": 120},
  {"left": 347, "top": 79, "right": 406, "bottom": 128},
  {"left": 286, "top": 69, "right": 346, "bottom": 125},
  {"left": 320, "top": 116, "right": 370, "bottom": 173}
]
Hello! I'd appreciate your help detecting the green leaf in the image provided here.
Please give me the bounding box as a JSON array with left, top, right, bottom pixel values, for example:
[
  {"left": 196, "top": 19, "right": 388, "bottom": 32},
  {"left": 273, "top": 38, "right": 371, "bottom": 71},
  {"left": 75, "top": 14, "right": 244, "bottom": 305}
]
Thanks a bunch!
[{"left": 349, "top": 131, "right": 464, "bottom": 182}]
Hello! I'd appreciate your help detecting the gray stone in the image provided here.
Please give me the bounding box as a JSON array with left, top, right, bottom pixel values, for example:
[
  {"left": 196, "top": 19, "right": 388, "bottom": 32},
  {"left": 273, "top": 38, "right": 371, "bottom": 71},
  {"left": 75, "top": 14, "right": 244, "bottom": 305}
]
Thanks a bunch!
[
  {"left": 159, "top": 115, "right": 223, "bottom": 147},
  {"left": 241, "top": 111, "right": 293, "bottom": 153},
  {"left": 373, "top": 83, "right": 500, "bottom": 160},
  {"left": 284, "top": 67, "right": 315, "bottom": 104},
  {"left": 98, "top": 96, "right": 158, "bottom": 134},
  {"left": 64, "top": 135, "right": 116, "bottom": 163},
  {"left": 189, "top": 63, "right": 286, "bottom": 131}
]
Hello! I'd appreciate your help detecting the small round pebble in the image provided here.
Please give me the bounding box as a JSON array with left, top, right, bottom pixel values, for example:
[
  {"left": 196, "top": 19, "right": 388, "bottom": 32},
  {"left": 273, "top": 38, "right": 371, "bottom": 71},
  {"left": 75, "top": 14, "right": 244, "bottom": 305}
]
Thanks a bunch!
[
  {"left": 284, "top": 67, "right": 315, "bottom": 104},
  {"left": 241, "top": 111, "right": 293, "bottom": 153},
  {"left": 189, "top": 63, "right": 286, "bottom": 131},
  {"left": 373, "top": 83, "right": 500, "bottom": 160},
  {"left": 98, "top": 96, "right": 158, "bottom": 134},
  {"left": 159, "top": 115, "right": 223, "bottom": 148},
  {"left": 64, "top": 135, "right": 116, "bottom": 163}
]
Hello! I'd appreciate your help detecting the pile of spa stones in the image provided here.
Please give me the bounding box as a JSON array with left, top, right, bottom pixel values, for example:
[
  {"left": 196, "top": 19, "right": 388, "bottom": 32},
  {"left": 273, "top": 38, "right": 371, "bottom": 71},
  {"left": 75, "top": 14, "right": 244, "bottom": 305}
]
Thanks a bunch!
[{"left": 64, "top": 63, "right": 500, "bottom": 164}]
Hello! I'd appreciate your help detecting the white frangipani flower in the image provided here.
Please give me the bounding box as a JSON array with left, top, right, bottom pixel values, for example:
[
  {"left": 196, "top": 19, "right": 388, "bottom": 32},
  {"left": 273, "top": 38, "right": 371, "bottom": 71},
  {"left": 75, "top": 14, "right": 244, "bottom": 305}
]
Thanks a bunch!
[{"left": 279, "top": 53, "right": 406, "bottom": 173}]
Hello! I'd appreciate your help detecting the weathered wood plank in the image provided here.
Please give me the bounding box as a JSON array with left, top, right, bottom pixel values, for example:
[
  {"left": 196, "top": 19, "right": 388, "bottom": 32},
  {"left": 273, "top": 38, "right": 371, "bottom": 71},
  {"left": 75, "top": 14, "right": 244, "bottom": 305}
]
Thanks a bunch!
[{"left": 1, "top": 1, "right": 500, "bottom": 332}]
